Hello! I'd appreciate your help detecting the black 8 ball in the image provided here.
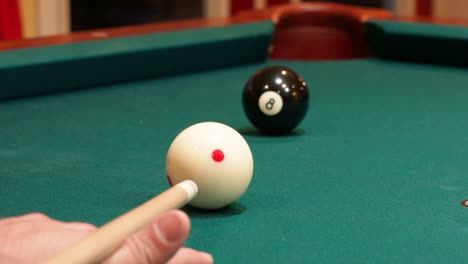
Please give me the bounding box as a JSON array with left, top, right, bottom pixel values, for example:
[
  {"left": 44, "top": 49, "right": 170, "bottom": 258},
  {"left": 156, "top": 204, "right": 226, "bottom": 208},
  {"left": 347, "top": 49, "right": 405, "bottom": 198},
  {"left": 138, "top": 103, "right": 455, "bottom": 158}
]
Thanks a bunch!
[{"left": 242, "top": 66, "right": 310, "bottom": 134}]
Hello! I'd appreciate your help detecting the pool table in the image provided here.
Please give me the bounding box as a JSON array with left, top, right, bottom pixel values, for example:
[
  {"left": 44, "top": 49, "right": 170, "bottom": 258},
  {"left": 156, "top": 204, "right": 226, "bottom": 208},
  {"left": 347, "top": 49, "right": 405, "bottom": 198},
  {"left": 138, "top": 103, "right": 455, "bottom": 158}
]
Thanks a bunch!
[{"left": 1, "top": 3, "right": 467, "bottom": 263}]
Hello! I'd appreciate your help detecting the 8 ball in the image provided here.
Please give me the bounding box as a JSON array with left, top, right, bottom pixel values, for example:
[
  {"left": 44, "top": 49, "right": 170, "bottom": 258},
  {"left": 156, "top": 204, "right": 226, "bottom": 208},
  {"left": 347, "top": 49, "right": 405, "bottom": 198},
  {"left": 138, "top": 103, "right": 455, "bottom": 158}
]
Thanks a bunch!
[{"left": 242, "top": 66, "right": 310, "bottom": 134}]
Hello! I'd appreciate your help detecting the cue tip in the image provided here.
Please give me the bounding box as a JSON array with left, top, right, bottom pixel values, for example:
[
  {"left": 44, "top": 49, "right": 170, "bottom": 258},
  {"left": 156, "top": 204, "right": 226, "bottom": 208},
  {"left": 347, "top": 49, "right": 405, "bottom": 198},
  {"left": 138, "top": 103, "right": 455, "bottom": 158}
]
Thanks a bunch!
[{"left": 177, "top": 180, "right": 198, "bottom": 202}]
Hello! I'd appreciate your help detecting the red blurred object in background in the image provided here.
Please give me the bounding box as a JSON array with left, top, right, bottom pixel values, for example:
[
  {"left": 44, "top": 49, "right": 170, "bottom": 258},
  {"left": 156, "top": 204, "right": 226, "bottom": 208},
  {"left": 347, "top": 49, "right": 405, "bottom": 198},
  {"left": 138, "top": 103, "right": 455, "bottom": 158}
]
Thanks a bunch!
[
  {"left": 267, "top": 0, "right": 290, "bottom": 7},
  {"left": 231, "top": 0, "right": 290, "bottom": 15},
  {"left": 237, "top": 2, "right": 392, "bottom": 60},
  {"left": 416, "top": 0, "right": 432, "bottom": 16},
  {"left": 0, "top": 0, "right": 22, "bottom": 40},
  {"left": 231, "top": 0, "right": 254, "bottom": 16}
]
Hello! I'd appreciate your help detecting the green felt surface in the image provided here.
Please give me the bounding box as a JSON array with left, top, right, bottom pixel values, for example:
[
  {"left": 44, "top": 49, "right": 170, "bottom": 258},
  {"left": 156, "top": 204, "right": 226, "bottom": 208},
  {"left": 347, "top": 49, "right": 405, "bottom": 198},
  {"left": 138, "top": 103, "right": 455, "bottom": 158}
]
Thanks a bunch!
[
  {"left": 367, "top": 20, "right": 468, "bottom": 66},
  {"left": 1, "top": 58, "right": 468, "bottom": 263},
  {"left": 0, "top": 21, "right": 273, "bottom": 100}
]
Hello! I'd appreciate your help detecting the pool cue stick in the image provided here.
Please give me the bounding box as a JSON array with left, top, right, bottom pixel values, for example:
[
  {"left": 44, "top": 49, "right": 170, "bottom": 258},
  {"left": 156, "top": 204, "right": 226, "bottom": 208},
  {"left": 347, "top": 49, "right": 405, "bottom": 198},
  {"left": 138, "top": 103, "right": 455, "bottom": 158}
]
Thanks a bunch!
[{"left": 42, "top": 180, "right": 198, "bottom": 264}]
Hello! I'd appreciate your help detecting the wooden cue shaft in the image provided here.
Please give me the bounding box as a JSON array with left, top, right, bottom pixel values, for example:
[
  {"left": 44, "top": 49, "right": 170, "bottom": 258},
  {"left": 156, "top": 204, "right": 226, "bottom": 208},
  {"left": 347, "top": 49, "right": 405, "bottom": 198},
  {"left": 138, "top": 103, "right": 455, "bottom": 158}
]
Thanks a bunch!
[{"left": 42, "top": 180, "right": 198, "bottom": 264}]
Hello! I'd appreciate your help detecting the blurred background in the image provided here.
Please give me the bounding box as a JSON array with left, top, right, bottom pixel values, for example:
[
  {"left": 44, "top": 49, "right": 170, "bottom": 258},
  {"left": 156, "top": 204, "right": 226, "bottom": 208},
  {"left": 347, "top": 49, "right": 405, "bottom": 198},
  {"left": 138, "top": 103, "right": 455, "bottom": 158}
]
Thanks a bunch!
[{"left": 1, "top": 0, "right": 467, "bottom": 40}]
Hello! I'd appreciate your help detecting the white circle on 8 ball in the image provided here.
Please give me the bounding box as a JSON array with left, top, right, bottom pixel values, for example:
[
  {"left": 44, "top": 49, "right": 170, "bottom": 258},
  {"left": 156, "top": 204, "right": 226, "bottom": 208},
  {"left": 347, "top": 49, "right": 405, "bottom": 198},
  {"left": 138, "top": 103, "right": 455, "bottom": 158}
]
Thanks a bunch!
[{"left": 258, "top": 91, "right": 283, "bottom": 116}]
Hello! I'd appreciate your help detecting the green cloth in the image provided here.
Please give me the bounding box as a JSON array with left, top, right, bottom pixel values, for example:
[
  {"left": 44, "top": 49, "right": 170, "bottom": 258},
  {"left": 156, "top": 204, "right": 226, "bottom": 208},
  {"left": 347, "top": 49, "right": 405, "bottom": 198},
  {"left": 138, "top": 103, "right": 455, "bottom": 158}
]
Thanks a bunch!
[
  {"left": 367, "top": 20, "right": 468, "bottom": 66},
  {"left": 1, "top": 58, "right": 467, "bottom": 263},
  {"left": 0, "top": 21, "right": 273, "bottom": 100}
]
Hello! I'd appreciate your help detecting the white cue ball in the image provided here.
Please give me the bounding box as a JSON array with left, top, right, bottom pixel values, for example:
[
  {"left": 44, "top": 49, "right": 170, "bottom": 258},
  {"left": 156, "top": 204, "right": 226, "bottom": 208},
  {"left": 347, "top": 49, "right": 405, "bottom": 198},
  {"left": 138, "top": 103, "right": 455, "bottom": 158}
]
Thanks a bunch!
[{"left": 166, "top": 122, "right": 254, "bottom": 209}]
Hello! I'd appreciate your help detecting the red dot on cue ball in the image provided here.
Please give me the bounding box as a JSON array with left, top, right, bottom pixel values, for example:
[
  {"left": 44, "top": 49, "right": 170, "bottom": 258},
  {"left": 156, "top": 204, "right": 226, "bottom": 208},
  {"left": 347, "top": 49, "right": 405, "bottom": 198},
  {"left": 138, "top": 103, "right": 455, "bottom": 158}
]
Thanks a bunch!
[{"left": 211, "top": 149, "right": 225, "bottom": 162}]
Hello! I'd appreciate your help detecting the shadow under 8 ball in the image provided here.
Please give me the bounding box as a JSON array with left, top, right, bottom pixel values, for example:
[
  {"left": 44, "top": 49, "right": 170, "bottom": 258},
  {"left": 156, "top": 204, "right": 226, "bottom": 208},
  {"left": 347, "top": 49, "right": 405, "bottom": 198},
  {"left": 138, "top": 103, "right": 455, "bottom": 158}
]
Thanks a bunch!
[{"left": 242, "top": 65, "right": 310, "bottom": 134}]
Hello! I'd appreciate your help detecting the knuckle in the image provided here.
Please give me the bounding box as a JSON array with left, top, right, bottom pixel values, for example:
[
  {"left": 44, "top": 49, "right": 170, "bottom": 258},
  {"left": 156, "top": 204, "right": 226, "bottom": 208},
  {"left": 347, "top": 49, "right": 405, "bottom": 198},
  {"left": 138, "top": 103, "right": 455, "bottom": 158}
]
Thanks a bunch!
[
  {"left": 71, "top": 222, "right": 97, "bottom": 233},
  {"left": 24, "top": 212, "right": 50, "bottom": 220},
  {"left": 125, "top": 235, "right": 163, "bottom": 264}
]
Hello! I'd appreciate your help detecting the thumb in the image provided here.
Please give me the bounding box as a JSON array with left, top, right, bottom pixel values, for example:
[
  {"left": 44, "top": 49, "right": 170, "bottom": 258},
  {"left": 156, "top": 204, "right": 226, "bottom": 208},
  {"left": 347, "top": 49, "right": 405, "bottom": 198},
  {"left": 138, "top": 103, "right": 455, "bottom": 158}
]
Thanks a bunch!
[{"left": 104, "top": 210, "right": 190, "bottom": 264}]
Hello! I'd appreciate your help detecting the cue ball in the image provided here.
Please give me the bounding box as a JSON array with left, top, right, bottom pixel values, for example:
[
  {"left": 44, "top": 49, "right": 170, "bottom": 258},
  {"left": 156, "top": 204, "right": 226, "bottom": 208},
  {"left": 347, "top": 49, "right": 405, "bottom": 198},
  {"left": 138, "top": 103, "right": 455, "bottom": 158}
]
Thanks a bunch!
[
  {"left": 166, "top": 122, "right": 254, "bottom": 209},
  {"left": 243, "top": 65, "right": 310, "bottom": 134}
]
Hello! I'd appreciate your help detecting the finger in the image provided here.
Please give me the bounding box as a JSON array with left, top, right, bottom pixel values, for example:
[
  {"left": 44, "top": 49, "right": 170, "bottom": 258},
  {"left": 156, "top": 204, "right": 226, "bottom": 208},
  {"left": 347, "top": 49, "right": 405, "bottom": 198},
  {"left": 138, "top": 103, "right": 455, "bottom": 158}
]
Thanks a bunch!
[
  {"left": 38, "top": 223, "right": 97, "bottom": 259},
  {"left": 2, "top": 217, "right": 97, "bottom": 263},
  {"left": 0, "top": 212, "right": 50, "bottom": 225},
  {"left": 104, "top": 210, "right": 190, "bottom": 264},
  {"left": 167, "top": 248, "right": 213, "bottom": 264}
]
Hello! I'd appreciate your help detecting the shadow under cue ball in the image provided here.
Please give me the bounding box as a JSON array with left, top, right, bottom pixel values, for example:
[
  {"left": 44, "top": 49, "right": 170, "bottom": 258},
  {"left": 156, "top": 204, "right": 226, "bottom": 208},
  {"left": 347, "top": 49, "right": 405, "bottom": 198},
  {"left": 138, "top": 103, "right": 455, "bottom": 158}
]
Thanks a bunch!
[
  {"left": 166, "top": 122, "right": 254, "bottom": 210},
  {"left": 243, "top": 65, "right": 310, "bottom": 134}
]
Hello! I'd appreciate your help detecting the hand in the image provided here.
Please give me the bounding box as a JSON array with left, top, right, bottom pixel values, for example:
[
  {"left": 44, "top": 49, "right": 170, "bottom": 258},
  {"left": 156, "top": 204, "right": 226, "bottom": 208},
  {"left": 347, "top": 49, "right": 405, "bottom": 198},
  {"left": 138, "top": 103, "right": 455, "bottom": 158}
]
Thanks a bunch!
[{"left": 0, "top": 210, "right": 213, "bottom": 264}]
